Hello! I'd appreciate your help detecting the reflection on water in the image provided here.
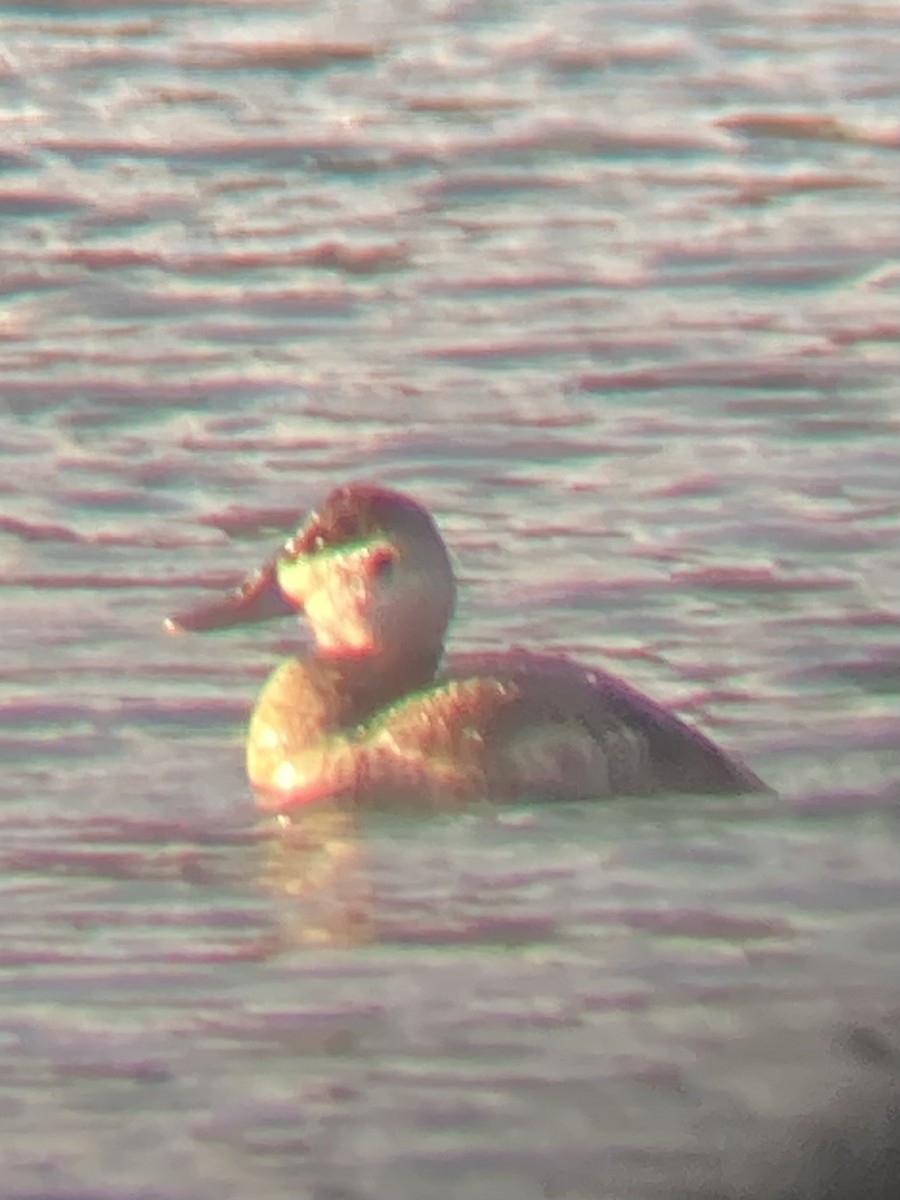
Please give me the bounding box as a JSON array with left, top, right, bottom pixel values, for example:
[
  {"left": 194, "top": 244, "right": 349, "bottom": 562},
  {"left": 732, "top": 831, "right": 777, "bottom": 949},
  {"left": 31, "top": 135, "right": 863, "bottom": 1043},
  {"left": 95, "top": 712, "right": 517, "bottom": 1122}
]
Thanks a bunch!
[{"left": 265, "top": 805, "right": 377, "bottom": 948}]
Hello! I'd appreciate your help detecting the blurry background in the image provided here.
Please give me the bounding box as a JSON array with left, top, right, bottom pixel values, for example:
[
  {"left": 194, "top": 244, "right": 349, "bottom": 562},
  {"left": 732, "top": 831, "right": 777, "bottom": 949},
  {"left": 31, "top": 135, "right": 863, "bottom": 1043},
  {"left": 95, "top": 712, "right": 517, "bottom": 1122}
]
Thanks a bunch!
[{"left": 1, "top": 1, "right": 900, "bottom": 1197}]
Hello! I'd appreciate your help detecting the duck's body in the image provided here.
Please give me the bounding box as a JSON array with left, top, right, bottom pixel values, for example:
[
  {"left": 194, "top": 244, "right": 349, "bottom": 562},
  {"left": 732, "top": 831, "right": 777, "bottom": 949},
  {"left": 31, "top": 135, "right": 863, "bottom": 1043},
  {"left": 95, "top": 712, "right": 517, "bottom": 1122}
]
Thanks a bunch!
[{"left": 166, "top": 484, "right": 765, "bottom": 811}]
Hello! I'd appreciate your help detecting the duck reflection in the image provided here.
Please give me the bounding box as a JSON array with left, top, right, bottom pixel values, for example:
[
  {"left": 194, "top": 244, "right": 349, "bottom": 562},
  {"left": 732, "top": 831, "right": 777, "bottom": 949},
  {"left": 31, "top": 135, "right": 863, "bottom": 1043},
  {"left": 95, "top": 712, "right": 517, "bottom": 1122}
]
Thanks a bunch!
[{"left": 260, "top": 802, "right": 377, "bottom": 947}]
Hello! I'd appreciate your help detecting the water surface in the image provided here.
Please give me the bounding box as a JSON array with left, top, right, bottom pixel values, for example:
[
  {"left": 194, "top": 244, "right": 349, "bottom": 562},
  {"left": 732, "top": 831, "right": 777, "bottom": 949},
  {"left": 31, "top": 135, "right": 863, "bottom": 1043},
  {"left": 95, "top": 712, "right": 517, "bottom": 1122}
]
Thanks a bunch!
[{"left": 2, "top": 0, "right": 900, "bottom": 1196}]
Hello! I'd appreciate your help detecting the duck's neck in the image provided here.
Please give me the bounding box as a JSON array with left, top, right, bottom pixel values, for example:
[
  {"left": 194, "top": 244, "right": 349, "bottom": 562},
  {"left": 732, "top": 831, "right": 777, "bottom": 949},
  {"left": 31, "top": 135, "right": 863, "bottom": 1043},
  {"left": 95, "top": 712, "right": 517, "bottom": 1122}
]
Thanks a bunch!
[{"left": 314, "top": 642, "right": 444, "bottom": 726}]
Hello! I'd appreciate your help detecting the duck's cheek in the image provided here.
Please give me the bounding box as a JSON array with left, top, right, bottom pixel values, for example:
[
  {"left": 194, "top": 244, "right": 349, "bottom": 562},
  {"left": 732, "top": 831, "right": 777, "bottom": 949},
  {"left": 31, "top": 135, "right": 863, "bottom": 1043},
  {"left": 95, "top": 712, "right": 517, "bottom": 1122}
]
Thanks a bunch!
[{"left": 304, "top": 589, "right": 377, "bottom": 655}]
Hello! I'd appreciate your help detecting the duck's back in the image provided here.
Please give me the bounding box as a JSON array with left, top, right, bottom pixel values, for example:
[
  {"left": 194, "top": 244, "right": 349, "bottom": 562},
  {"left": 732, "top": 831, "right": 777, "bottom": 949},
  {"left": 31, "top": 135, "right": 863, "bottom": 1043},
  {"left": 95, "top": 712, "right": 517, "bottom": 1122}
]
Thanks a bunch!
[{"left": 436, "top": 650, "right": 765, "bottom": 799}]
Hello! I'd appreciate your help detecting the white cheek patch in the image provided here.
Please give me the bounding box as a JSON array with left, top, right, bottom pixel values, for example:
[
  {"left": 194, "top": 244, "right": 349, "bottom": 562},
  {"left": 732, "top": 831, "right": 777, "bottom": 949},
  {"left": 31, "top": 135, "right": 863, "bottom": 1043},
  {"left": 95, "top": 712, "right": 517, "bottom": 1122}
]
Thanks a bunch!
[
  {"left": 302, "top": 587, "right": 344, "bottom": 647},
  {"left": 309, "top": 593, "right": 375, "bottom": 652},
  {"left": 305, "top": 545, "right": 390, "bottom": 652},
  {"left": 281, "top": 538, "right": 396, "bottom": 653}
]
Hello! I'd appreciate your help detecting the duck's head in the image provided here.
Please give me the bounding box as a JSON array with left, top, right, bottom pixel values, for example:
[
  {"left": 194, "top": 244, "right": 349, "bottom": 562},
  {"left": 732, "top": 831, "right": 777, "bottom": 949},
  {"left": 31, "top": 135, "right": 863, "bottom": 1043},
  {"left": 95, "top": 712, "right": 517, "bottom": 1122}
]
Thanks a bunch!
[{"left": 165, "top": 484, "right": 456, "bottom": 664}]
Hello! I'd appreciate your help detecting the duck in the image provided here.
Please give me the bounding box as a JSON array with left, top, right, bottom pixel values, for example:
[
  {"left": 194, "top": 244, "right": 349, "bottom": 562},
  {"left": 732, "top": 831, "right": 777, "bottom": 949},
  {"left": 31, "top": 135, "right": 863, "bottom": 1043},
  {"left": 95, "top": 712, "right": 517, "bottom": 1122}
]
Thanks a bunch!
[{"left": 165, "top": 483, "right": 766, "bottom": 811}]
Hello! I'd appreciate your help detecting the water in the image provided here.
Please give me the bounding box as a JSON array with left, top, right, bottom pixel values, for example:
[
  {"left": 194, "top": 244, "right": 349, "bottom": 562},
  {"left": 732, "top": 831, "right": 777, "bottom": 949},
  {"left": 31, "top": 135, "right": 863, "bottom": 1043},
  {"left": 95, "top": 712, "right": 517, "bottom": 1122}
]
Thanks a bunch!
[{"left": 2, "top": 0, "right": 900, "bottom": 1196}]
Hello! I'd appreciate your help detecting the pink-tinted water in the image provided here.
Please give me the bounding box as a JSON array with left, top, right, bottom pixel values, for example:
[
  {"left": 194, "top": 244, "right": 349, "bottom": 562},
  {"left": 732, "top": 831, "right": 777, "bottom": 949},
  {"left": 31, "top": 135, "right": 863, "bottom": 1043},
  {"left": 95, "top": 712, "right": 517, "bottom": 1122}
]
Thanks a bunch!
[{"left": 2, "top": 1, "right": 900, "bottom": 1197}]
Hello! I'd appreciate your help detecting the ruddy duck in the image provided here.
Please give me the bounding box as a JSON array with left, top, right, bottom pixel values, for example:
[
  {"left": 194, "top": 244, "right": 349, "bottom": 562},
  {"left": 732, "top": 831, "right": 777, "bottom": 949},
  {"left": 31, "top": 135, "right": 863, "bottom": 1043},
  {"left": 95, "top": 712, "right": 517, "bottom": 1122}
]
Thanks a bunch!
[{"left": 165, "top": 484, "right": 766, "bottom": 810}]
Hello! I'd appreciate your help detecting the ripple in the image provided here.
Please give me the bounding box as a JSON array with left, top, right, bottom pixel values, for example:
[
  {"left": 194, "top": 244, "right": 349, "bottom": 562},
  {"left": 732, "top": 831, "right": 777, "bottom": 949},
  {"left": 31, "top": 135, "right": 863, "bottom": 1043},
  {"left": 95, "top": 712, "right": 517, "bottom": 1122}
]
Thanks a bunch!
[
  {"left": 181, "top": 39, "right": 381, "bottom": 71},
  {"left": 718, "top": 110, "right": 900, "bottom": 148}
]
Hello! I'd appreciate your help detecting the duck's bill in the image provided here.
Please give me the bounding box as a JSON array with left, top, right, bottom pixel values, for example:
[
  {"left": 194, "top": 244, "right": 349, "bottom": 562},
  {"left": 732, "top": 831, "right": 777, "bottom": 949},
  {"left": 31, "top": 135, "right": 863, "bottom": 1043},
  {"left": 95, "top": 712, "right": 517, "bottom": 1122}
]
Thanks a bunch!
[{"left": 164, "top": 560, "right": 297, "bottom": 634}]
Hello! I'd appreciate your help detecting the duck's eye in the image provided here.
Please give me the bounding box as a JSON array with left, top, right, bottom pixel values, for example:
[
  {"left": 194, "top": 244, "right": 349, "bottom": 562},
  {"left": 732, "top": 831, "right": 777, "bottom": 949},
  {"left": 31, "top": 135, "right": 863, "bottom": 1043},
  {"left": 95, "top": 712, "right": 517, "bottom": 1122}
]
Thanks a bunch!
[{"left": 371, "top": 551, "right": 396, "bottom": 582}]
